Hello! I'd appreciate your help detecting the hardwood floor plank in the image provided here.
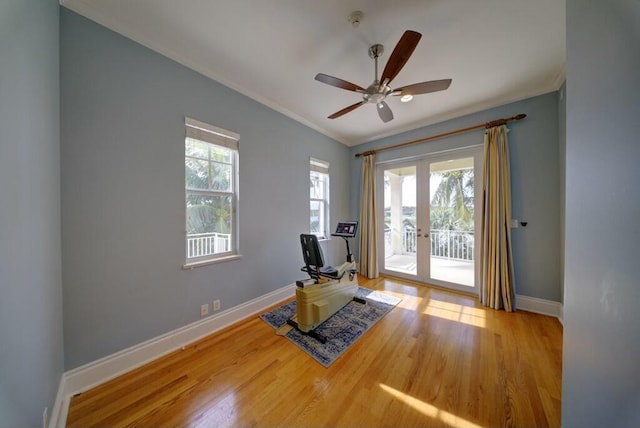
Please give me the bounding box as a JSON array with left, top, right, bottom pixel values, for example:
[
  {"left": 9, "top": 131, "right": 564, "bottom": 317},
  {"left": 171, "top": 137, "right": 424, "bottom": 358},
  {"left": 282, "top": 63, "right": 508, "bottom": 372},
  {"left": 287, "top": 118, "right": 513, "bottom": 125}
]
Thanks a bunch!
[{"left": 67, "top": 276, "right": 562, "bottom": 427}]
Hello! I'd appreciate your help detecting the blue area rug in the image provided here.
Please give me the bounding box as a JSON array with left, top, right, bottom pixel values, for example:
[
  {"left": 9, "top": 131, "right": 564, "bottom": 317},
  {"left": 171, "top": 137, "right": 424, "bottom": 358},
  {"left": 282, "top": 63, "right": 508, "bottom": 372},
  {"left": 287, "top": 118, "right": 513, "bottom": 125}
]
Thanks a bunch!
[{"left": 260, "top": 287, "right": 401, "bottom": 367}]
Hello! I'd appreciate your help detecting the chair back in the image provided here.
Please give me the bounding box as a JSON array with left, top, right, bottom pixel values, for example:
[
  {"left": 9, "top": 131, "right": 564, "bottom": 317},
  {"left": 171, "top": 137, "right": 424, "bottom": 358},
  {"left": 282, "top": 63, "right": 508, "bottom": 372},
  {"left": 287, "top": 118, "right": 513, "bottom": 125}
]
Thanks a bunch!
[{"left": 300, "top": 234, "right": 325, "bottom": 278}]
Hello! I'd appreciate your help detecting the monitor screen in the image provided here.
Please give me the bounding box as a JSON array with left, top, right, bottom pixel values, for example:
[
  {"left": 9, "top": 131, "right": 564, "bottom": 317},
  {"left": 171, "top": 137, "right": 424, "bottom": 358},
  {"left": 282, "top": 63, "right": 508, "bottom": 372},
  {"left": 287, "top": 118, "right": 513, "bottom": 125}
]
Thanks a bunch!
[{"left": 332, "top": 221, "right": 358, "bottom": 238}]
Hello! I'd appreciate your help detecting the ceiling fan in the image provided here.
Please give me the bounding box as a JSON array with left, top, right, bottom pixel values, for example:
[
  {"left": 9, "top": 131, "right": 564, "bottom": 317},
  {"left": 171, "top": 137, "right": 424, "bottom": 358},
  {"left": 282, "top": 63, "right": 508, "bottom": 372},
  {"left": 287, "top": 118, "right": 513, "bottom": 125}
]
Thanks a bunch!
[{"left": 315, "top": 30, "right": 452, "bottom": 123}]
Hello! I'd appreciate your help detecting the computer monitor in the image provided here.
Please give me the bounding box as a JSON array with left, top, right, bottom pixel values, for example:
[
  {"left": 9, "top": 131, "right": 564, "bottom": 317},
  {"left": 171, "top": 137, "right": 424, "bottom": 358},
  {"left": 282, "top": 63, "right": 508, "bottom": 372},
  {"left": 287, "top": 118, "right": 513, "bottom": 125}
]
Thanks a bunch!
[{"left": 331, "top": 221, "right": 358, "bottom": 238}]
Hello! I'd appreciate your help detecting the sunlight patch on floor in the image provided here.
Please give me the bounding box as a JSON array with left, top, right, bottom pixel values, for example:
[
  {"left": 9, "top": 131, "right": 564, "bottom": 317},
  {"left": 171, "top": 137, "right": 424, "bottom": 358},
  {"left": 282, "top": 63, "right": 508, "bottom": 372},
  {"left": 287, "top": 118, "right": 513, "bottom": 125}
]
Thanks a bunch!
[
  {"left": 424, "top": 299, "right": 486, "bottom": 328},
  {"left": 190, "top": 391, "right": 238, "bottom": 428},
  {"left": 379, "top": 383, "right": 482, "bottom": 428},
  {"left": 394, "top": 295, "right": 423, "bottom": 311}
]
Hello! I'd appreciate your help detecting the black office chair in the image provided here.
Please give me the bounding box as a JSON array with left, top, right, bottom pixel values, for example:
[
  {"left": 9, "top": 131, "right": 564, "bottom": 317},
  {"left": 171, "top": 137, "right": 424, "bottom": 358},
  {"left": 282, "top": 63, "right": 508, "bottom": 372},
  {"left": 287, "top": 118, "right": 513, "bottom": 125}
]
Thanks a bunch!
[{"left": 299, "top": 234, "right": 341, "bottom": 281}]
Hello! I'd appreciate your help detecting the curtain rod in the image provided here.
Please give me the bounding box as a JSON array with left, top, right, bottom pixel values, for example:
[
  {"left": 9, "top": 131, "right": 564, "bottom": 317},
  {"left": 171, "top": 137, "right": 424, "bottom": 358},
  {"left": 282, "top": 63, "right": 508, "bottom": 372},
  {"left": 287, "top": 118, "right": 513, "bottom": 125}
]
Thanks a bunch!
[{"left": 354, "top": 113, "right": 527, "bottom": 158}]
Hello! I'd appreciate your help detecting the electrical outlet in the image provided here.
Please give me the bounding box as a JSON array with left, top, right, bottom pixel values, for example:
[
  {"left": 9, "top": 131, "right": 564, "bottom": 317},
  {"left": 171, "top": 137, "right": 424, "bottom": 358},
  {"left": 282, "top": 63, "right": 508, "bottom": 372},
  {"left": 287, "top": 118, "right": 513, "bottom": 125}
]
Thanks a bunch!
[
  {"left": 200, "top": 303, "right": 209, "bottom": 317},
  {"left": 43, "top": 407, "right": 48, "bottom": 428},
  {"left": 213, "top": 299, "right": 221, "bottom": 311}
]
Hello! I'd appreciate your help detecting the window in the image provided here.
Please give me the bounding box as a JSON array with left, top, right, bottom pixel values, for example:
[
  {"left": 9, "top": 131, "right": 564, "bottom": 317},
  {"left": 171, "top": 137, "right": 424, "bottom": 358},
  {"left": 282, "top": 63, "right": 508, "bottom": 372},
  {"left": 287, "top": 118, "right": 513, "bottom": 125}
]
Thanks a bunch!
[
  {"left": 184, "top": 117, "right": 239, "bottom": 266},
  {"left": 310, "top": 158, "right": 330, "bottom": 239}
]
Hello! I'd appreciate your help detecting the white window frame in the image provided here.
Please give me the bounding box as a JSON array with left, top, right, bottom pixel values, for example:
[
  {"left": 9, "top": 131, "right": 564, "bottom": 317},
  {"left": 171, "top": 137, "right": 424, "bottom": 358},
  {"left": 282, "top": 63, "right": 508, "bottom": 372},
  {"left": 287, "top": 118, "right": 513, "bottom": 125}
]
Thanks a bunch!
[
  {"left": 310, "top": 157, "right": 330, "bottom": 240},
  {"left": 183, "top": 117, "right": 240, "bottom": 268}
]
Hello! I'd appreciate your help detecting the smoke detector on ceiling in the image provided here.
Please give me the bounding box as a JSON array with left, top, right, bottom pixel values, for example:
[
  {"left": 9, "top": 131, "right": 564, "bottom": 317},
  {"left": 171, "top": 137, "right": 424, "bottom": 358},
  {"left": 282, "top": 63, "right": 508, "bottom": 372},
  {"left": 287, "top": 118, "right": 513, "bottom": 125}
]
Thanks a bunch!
[{"left": 348, "top": 11, "right": 364, "bottom": 28}]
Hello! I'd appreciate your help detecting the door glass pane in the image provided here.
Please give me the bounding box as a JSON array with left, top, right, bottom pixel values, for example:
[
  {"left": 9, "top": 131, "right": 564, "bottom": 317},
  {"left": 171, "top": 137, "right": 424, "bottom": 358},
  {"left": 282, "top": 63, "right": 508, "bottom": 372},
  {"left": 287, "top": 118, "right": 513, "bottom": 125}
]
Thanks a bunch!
[
  {"left": 383, "top": 166, "right": 417, "bottom": 276},
  {"left": 429, "top": 157, "right": 475, "bottom": 286}
]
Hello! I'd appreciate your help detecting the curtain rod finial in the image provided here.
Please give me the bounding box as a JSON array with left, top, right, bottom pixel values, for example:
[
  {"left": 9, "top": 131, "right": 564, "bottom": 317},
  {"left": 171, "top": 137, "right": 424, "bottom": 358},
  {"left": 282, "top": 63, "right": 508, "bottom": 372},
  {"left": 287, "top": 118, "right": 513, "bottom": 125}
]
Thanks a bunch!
[{"left": 515, "top": 113, "right": 527, "bottom": 120}]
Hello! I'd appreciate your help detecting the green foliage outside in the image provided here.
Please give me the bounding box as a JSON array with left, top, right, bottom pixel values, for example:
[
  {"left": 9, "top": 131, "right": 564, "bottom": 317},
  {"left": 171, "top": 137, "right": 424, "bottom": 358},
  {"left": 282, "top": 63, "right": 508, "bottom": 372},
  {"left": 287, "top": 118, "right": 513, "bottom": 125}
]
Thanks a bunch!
[
  {"left": 185, "top": 138, "right": 233, "bottom": 235},
  {"left": 430, "top": 169, "right": 474, "bottom": 231},
  {"left": 430, "top": 169, "right": 474, "bottom": 259}
]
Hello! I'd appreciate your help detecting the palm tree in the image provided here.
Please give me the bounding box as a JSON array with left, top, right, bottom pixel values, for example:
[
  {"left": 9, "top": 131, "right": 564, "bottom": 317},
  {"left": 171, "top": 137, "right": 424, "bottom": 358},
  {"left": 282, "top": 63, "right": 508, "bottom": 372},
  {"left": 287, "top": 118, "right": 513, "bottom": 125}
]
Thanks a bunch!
[
  {"left": 430, "top": 169, "right": 474, "bottom": 230},
  {"left": 185, "top": 140, "right": 232, "bottom": 235},
  {"left": 430, "top": 168, "right": 474, "bottom": 259}
]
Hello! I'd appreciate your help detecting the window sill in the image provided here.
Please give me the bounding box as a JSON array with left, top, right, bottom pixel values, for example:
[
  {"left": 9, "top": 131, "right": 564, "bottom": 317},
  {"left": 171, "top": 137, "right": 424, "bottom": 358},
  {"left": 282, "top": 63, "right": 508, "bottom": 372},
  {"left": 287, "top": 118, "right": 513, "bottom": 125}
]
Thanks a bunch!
[{"left": 182, "top": 254, "right": 242, "bottom": 270}]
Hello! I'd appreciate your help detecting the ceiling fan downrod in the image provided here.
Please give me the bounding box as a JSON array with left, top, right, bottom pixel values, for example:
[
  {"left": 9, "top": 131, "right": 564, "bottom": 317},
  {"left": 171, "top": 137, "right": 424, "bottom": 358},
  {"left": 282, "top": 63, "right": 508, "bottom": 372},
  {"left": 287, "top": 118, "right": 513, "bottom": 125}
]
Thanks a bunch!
[
  {"left": 364, "top": 44, "right": 392, "bottom": 105},
  {"left": 368, "top": 43, "right": 383, "bottom": 83}
]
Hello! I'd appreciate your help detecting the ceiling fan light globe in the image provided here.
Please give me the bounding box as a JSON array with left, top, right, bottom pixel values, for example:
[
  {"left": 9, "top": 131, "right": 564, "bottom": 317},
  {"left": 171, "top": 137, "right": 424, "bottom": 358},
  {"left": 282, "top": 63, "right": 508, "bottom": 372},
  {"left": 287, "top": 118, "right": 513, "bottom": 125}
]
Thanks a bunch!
[{"left": 400, "top": 94, "right": 414, "bottom": 102}]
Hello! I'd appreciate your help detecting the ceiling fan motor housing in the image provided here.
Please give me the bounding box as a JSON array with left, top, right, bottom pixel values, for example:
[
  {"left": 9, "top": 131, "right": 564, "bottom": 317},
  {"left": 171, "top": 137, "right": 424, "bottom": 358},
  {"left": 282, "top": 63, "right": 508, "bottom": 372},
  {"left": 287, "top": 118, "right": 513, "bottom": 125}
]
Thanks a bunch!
[{"left": 363, "top": 83, "right": 392, "bottom": 104}]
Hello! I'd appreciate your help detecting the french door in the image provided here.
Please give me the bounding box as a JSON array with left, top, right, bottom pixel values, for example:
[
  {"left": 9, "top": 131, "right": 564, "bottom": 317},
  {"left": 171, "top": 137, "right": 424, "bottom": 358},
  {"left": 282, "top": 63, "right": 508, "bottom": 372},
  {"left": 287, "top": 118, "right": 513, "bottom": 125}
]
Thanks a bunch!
[{"left": 377, "top": 147, "right": 482, "bottom": 294}]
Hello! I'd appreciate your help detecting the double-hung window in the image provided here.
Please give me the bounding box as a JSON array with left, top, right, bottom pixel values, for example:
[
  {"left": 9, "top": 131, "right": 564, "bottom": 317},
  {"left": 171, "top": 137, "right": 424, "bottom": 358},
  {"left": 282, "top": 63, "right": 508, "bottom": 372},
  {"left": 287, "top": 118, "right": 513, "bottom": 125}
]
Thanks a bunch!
[
  {"left": 310, "top": 158, "right": 330, "bottom": 239},
  {"left": 184, "top": 117, "right": 239, "bottom": 266}
]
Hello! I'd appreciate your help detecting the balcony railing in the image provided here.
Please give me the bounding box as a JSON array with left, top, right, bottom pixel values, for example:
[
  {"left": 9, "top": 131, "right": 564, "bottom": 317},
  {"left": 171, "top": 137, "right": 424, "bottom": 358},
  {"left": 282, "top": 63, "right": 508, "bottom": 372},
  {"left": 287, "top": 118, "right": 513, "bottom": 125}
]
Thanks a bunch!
[
  {"left": 430, "top": 229, "right": 474, "bottom": 261},
  {"left": 385, "top": 229, "right": 474, "bottom": 262},
  {"left": 187, "top": 232, "right": 231, "bottom": 259}
]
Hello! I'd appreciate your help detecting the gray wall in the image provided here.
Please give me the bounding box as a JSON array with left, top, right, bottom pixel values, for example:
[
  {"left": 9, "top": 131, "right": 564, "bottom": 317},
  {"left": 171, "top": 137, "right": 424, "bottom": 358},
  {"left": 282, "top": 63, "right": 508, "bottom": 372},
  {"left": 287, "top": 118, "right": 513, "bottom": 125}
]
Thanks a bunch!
[
  {"left": 350, "top": 93, "right": 562, "bottom": 302},
  {"left": 0, "top": 0, "right": 64, "bottom": 426},
  {"left": 563, "top": 1, "right": 640, "bottom": 426},
  {"left": 60, "top": 9, "right": 351, "bottom": 369}
]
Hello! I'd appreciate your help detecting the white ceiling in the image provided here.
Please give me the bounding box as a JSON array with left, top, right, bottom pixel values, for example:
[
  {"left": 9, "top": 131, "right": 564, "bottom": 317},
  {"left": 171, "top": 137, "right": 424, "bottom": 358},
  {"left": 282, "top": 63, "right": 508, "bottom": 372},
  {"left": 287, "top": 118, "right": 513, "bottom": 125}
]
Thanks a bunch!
[{"left": 60, "top": 0, "right": 565, "bottom": 146}]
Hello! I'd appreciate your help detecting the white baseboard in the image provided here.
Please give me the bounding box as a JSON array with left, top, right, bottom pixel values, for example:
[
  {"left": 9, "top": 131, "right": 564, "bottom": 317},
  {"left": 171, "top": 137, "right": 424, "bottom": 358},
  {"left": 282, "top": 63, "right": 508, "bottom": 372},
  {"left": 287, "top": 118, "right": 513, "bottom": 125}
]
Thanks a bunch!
[
  {"left": 50, "top": 283, "right": 295, "bottom": 428},
  {"left": 516, "top": 294, "right": 563, "bottom": 319}
]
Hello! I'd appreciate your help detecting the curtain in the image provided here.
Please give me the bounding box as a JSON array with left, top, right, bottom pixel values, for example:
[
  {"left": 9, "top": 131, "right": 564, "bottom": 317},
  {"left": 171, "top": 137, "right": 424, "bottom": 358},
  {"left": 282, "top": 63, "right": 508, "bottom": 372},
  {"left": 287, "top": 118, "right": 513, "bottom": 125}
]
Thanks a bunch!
[
  {"left": 358, "top": 153, "right": 378, "bottom": 278},
  {"left": 480, "top": 125, "right": 515, "bottom": 311}
]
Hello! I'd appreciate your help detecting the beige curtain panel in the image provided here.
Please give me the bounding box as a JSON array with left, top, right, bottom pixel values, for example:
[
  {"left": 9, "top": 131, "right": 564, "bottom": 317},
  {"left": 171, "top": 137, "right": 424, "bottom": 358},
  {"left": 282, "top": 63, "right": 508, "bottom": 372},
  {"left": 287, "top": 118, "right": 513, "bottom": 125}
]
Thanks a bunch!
[
  {"left": 480, "top": 125, "right": 515, "bottom": 311},
  {"left": 358, "top": 154, "right": 378, "bottom": 278}
]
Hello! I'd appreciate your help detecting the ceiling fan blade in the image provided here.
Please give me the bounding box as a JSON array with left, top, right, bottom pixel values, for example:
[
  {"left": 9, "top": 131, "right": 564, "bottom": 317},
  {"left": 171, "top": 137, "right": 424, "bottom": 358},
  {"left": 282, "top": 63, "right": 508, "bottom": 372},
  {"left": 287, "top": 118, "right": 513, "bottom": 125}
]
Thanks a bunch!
[
  {"left": 381, "top": 30, "right": 422, "bottom": 85},
  {"left": 328, "top": 101, "right": 366, "bottom": 119},
  {"left": 377, "top": 101, "right": 394, "bottom": 123},
  {"left": 315, "top": 73, "right": 365, "bottom": 92},
  {"left": 393, "top": 79, "right": 453, "bottom": 96}
]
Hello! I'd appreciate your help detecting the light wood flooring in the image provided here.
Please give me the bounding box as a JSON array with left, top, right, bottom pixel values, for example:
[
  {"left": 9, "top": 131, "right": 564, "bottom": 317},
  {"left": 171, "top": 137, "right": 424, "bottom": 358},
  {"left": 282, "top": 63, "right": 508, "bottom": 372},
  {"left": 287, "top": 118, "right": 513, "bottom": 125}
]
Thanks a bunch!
[{"left": 66, "top": 275, "right": 563, "bottom": 427}]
